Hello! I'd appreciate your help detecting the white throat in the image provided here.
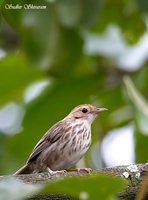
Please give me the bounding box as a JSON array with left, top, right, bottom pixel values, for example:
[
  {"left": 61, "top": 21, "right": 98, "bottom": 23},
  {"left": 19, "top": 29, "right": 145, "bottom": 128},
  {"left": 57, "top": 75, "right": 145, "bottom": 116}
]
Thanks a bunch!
[{"left": 86, "top": 113, "right": 96, "bottom": 125}]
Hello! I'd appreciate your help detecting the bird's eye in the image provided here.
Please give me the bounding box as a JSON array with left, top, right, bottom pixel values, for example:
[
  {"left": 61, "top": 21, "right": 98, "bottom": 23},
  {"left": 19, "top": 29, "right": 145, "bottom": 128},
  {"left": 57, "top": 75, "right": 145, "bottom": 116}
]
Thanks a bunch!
[{"left": 82, "top": 108, "right": 88, "bottom": 113}]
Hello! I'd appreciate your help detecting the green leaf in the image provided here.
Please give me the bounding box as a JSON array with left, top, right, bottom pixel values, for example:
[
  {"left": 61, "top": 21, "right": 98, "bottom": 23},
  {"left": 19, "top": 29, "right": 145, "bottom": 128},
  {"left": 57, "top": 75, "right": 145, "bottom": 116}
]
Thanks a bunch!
[
  {"left": 0, "top": 54, "right": 45, "bottom": 106},
  {"left": 137, "top": 0, "right": 148, "bottom": 12},
  {"left": 124, "top": 76, "right": 148, "bottom": 133},
  {"left": 135, "top": 128, "right": 148, "bottom": 163},
  {"left": 1, "top": 0, "right": 23, "bottom": 31},
  {"left": 80, "top": 0, "right": 102, "bottom": 29},
  {"left": 41, "top": 174, "right": 127, "bottom": 200},
  {"left": 48, "top": 28, "right": 83, "bottom": 77},
  {"left": 124, "top": 76, "right": 148, "bottom": 163},
  {"left": 56, "top": 0, "right": 101, "bottom": 29},
  {"left": 56, "top": 0, "right": 82, "bottom": 27},
  {"left": 20, "top": 2, "right": 55, "bottom": 68},
  {"left": 93, "top": 0, "right": 146, "bottom": 43},
  {"left": 2, "top": 0, "right": 55, "bottom": 68}
]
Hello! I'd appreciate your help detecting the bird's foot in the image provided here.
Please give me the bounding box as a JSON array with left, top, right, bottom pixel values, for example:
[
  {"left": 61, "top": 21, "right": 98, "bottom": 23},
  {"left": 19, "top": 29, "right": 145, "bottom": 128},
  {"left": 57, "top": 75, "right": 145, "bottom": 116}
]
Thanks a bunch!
[
  {"left": 47, "top": 168, "right": 67, "bottom": 175},
  {"left": 76, "top": 167, "right": 92, "bottom": 173},
  {"left": 67, "top": 168, "right": 92, "bottom": 173}
]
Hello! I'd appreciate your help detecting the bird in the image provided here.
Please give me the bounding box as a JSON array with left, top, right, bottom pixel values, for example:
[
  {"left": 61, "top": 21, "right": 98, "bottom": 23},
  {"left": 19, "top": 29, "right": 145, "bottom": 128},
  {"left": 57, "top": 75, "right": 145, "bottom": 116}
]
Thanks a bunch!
[{"left": 14, "top": 104, "right": 107, "bottom": 175}]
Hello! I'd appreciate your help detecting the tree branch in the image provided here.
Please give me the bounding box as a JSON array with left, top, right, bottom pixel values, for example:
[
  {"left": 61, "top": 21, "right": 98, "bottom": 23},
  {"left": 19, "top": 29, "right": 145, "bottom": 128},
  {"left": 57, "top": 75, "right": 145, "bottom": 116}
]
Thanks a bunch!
[{"left": 1, "top": 163, "right": 148, "bottom": 200}]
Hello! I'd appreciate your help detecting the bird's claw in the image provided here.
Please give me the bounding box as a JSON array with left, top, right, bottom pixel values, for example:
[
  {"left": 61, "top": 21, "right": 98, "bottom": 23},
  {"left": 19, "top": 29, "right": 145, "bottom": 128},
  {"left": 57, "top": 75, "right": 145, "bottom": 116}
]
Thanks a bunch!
[
  {"left": 66, "top": 168, "right": 92, "bottom": 173},
  {"left": 47, "top": 168, "right": 67, "bottom": 175},
  {"left": 76, "top": 168, "right": 92, "bottom": 173}
]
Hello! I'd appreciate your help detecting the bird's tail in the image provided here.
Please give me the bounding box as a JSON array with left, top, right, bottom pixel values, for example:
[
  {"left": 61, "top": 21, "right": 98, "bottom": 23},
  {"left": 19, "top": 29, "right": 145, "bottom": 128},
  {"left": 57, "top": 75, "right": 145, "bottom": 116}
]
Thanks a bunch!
[{"left": 14, "top": 164, "right": 33, "bottom": 175}]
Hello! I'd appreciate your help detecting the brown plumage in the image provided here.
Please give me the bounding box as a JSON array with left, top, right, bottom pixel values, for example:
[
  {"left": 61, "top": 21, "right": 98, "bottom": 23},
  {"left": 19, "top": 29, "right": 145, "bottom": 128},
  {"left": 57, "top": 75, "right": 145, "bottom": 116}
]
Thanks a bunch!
[{"left": 14, "top": 104, "right": 107, "bottom": 175}]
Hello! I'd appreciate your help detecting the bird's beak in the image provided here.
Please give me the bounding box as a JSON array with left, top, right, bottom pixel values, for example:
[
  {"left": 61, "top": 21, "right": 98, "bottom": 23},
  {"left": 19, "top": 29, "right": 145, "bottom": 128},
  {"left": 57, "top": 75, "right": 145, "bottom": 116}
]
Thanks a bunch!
[{"left": 95, "top": 107, "right": 108, "bottom": 113}]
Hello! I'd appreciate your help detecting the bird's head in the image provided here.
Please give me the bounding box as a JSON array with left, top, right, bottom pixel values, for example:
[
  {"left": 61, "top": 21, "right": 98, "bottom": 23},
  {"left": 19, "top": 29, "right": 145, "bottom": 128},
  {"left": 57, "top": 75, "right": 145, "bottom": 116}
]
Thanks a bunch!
[{"left": 67, "top": 104, "right": 108, "bottom": 124}]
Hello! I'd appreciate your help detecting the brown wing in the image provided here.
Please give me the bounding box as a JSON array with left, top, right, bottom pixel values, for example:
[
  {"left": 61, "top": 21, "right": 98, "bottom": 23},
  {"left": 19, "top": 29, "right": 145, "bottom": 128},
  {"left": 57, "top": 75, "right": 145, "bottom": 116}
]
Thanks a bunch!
[{"left": 27, "top": 120, "right": 66, "bottom": 164}]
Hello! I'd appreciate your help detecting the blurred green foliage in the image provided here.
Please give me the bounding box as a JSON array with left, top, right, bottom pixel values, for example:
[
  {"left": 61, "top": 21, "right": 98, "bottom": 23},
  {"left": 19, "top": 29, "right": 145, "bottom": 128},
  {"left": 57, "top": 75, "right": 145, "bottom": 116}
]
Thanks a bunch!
[
  {"left": 0, "top": 0, "right": 148, "bottom": 199},
  {"left": 42, "top": 174, "right": 127, "bottom": 200}
]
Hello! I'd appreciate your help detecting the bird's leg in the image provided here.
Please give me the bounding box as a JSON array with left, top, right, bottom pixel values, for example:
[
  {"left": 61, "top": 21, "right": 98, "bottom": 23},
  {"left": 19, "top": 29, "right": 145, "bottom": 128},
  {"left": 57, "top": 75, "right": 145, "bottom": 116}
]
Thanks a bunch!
[
  {"left": 47, "top": 168, "right": 67, "bottom": 175},
  {"left": 76, "top": 168, "right": 92, "bottom": 173},
  {"left": 67, "top": 168, "right": 92, "bottom": 173},
  {"left": 75, "top": 168, "right": 92, "bottom": 173}
]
